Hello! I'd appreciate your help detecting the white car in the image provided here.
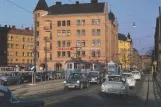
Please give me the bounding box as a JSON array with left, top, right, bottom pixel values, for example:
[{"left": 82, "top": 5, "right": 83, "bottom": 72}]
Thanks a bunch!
[
  {"left": 132, "top": 71, "right": 141, "bottom": 80},
  {"left": 122, "top": 73, "right": 136, "bottom": 88},
  {"left": 101, "top": 75, "right": 129, "bottom": 98}
]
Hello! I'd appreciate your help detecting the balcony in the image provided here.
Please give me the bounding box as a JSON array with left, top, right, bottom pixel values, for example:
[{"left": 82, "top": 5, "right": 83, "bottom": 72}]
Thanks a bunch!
[
  {"left": 44, "top": 47, "right": 52, "bottom": 52},
  {"left": 44, "top": 37, "right": 52, "bottom": 42},
  {"left": 44, "top": 26, "right": 51, "bottom": 31}
]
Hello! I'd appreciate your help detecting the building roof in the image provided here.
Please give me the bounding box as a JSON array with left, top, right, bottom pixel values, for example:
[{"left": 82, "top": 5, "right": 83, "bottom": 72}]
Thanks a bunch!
[
  {"left": 109, "top": 11, "right": 115, "bottom": 22},
  {"left": 118, "top": 33, "right": 127, "bottom": 41},
  {"left": 8, "top": 29, "right": 33, "bottom": 36},
  {"left": 34, "top": 0, "right": 48, "bottom": 12},
  {"left": 47, "top": 2, "right": 105, "bottom": 15}
]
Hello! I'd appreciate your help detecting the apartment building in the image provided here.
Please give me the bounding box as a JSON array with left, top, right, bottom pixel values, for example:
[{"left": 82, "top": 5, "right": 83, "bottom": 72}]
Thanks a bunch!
[
  {"left": 34, "top": 0, "right": 118, "bottom": 70},
  {"left": 0, "top": 25, "right": 33, "bottom": 68}
]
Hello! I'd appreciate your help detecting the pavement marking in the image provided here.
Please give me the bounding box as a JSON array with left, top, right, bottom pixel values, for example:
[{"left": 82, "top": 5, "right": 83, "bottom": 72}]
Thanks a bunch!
[{"left": 45, "top": 87, "right": 99, "bottom": 106}]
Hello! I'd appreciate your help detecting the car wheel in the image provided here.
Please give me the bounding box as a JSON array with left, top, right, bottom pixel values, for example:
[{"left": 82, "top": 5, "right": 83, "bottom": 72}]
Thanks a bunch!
[
  {"left": 17, "top": 81, "right": 21, "bottom": 84},
  {"left": 80, "top": 83, "right": 83, "bottom": 90}
]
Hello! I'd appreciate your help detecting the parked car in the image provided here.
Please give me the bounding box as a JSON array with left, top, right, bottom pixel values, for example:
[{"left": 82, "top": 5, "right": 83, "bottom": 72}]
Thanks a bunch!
[
  {"left": 87, "top": 71, "right": 104, "bottom": 84},
  {"left": 0, "top": 85, "right": 45, "bottom": 107},
  {"left": 122, "top": 73, "right": 136, "bottom": 88},
  {"left": 64, "top": 73, "right": 90, "bottom": 90},
  {"left": 132, "top": 71, "right": 141, "bottom": 80},
  {"left": 101, "top": 75, "right": 129, "bottom": 99}
]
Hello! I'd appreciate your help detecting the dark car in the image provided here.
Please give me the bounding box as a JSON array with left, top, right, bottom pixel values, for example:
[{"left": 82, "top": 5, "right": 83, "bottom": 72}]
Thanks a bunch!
[
  {"left": 87, "top": 71, "right": 104, "bottom": 84},
  {"left": 0, "top": 85, "right": 45, "bottom": 107},
  {"left": 64, "top": 73, "right": 90, "bottom": 90}
]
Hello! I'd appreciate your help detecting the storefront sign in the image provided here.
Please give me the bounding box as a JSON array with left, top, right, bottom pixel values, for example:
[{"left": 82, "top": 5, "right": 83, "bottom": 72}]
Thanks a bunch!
[{"left": 57, "top": 47, "right": 74, "bottom": 50}]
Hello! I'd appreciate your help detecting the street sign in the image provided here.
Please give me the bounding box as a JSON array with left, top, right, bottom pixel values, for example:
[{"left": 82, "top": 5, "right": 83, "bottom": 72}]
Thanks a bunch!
[{"left": 153, "top": 61, "right": 157, "bottom": 65}]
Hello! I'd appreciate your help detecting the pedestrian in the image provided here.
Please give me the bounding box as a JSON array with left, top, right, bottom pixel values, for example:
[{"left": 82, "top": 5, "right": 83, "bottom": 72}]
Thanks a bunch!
[{"left": 153, "top": 71, "right": 157, "bottom": 82}]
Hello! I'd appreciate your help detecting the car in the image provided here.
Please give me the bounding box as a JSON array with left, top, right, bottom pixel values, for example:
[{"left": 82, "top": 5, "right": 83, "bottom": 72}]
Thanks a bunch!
[
  {"left": 64, "top": 73, "right": 90, "bottom": 90},
  {"left": 132, "top": 71, "right": 141, "bottom": 80},
  {"left": 122, "top": 73, "right": 136, "bottom": 88},
  {"left": 101, "top": 75, "right": 129, "bottom": 99},
  {"left": 87, "top": 71, "right": 104, "bottom": 84},
  {"left": 0, "top": 85, "right": 45, "bottom": 107}
]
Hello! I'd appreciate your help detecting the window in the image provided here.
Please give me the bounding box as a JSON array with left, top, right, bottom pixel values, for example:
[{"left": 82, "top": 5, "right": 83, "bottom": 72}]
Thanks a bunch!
[
  {"left": 37, "top": 52, "right": 39, "bottom": 58},
  {"left": 50, "top": 23, "right": 52, "bottom": 29},
  {"left": 96, "top": 19, "right": 100, "bottom": 25},
  {"left": 97, "top": 29, "right": 100, "bottom": 36},
  {"left": 36, "top": 31, "right": 39, "bottom": 37},
  {"left": 76, "top": 30, "right": 81, "bottom": 36},
  {"left": 76, "top": 51, "right": 80, "bottom": 57},
  {"left": 31, "top": 60, "right": 32, "bottom": 64},
  {"left": 97, "top": 40, "right": 101, "bottom": 46},
  {"left": 92, "top": 51, "right": 96, "bottom": 57},
  {"left": 27, "top": 59, "right": 30, "bottom": 63},
  {"left": 31, "top": 38, "right": 33, "bottom": 42},
  {"left": 31, "top": 52, "right": 33, "bottom": 57},
  {"left": 92, "top": 29, "right": 95, "bottom": 36},
  {"left": 57, "top": 21, "right": 61, "bottom": 26},
  {"left": 16, "top": 36, "right": 18, "bottom": 41},
  {"left": 22, "top": 52, "right": 25, "bottom": 56},
  {"left": 62, "top": 51, "right": 66, "bottom": 57},
  {"left": 50, "top": 43, "right": 52, "bottom": 49},
  {"left": 62, "top": 30, "right": 66, "bottom": 36},
  {"left": 22, "top": 37, "right": 25, "bottom": 42},
  {"left": 67, "top": 30, "right": 70, "bottom": 36},
  {"left": 28, "top": 38, "right": 30, "bottom": 42},
  {"left": 50, "top": 53, "right": 52, "bottom": 60},
  {"left": 82, "top": 29, "right": 85, "bottom": 36},
  {"left": 16, "top": 44, "right": 18, "bottom": 49},
  {"left": 67, "top": 41, "right": 71, "bottom": 47},
  {"left": 22, "top": 59, "right": 25, "bottom": 63},
  {"left": 37, "top": 13, "right": 40, "bottom": 17},
  {"left": 62, "top": 21, "right": 66, "bottom": 26},
  {"left": 82, "top": 20, "right": 85, "bottom": 25},
  {"left": 67, "top": 51, "right": 71, "bottom": 57},
  {"left": 57, "top": 51, "right": 61, "bottom": 58},
  {"left": 36, "top": 21, "right": 39, "bottom": 27},
  {"left": 82, "top": 40, "right": 85, "bottom": 47},
  {"left": 11, "top": 44, "right": 13, "bottom": 48},
  {"left": 57, "top": 41, "right": 61, "bottom": 47},
  {"left": 76, "top": 20, "right": 80, "bottom": 26},
  {"left": 62, "top": 41, "right": 66, "bottom": 47},
  {"left": 82, "top": 51, "right": 85, "bottom": 57},
  {"left": 57, "top": 30, "right": 61, "bottom": 37},
  {"left": 67, "top": 20, "right": 70, "bottom": 26},
  {"left": 16, "top": 51, "right": 18, "bottom": 56},
  {"left": 28, "top": 52, "right": 30, "bottom": 56},
  {"left": 16, "top": 59, "right": 18, "bottom": 63},
  {"left": 92, "top": 19, "right": 95, "bottom": 25},
  {"left": 76, "top": 40, "right": 80, "bottom": 47},
  {"left": 92, "top": 40, "right": 96, "bottom": 46},
  {"left": 37, "top": 41, "right": 39, "bottom": 46},
  {"left": 97, "top": 50, "right": 100, "bottom": 57},
  {"left": 50, "top": 32, "right": 52, "bottom": 39}
]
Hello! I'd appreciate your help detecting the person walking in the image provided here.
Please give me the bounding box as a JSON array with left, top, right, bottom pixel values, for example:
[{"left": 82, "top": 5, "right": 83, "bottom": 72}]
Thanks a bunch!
[{"left": 153, "top": 71, "right": 157, "bottom": 82}]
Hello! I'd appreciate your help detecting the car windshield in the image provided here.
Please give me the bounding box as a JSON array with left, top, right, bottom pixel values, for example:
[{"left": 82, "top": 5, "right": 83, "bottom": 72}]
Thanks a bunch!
[
  {"left": 108, "top": 76, "right": 121, "bottom": 82},
  {"left": 88, "top": 72, "right": 99, "bottom": 76},
  {"left": 122, "top": 74, "right": 132, "bottom": 78},
  {"left": 69, "top": 74, "right": 81, "bottom": 79},
  {"left": 132, "top": 72, "right": 140, "bottom": 75}
]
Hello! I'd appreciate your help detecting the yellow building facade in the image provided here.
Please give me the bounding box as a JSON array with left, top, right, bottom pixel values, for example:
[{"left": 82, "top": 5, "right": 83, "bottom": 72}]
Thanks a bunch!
[
  {"left": 118, "top": 33, "right": 132, "bottom": 69},
  {"left": 7, "top": 26, "right": 34, "bottom": 66}
]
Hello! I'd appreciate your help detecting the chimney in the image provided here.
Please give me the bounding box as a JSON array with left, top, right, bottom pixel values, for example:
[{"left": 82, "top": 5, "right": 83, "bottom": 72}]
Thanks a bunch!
[
  {"left": 12, "top": 25, "right": 16, "bottom": 29},
  {"left": 56, "top": 2, "right": 61, "bottom": 6},
  {"left": 76, "top": 1, "right": 79, "bottom": 4},
  {"left": 25, "top": 27, "right": 30, "bottom": 31},
  {"left": 91, "top": 0, "right": 98, "bottom": 3}
]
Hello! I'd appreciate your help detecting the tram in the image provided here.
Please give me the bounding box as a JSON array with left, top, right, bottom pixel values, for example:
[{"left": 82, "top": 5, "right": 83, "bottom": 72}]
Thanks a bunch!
[
  {"left": 65, "top": 58, "right": 92, "bottom": 79},
  {"left": 105, "top": 61, "right": 122, "bottom": 75},
  {"left": 91, "top": 62, "right": 105, "bottom": 71}
]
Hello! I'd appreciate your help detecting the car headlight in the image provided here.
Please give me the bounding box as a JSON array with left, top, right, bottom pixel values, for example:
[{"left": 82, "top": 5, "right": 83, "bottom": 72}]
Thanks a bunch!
[
  {"left": 95, "top": 77, "right": 97, "bottom": 79},
  {"left": 64, "top": 81, "right": 66, "bottom": 83},
  {"left": 77, "top": 80, "right": 80, "bottom": 83},
  {"left": 101, "top": 84, "right": 105, "bottom": 88}
]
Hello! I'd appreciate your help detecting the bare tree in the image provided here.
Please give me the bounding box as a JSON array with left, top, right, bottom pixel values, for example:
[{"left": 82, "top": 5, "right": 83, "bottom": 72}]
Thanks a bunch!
[{"left": 145, "top": 47, "right": 154, "bottom": 56}]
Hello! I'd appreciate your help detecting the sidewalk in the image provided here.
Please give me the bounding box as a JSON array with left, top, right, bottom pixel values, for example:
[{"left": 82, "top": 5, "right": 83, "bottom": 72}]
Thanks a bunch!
[{"left": 8, "top": 79, "right": 64, "bottom": 98}]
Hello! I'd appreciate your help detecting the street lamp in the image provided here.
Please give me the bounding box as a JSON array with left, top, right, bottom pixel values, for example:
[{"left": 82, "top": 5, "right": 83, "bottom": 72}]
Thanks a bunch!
[{"left": 133, "top": 22, "right": 136, "bottom": 27}]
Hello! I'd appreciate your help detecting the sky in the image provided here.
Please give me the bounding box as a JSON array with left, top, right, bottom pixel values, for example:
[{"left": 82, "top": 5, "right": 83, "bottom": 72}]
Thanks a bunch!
[{"left": 0, "top": 0, "right": 160, "bottom": 55}]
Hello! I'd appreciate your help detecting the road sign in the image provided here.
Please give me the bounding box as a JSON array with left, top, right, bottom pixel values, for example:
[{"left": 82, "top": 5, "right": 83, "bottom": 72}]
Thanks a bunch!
[{"left": 153, "top": 61, "right": 157, "bottom": 65}]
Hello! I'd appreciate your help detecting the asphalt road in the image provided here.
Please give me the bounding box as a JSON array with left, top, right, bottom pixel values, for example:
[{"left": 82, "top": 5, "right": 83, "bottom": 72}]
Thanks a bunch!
[{"left": 26, "top": 75, "right": 155, "bottom": 107}]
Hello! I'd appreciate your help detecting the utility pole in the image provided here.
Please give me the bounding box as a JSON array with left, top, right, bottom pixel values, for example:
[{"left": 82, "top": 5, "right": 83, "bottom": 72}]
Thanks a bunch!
[{"left": 33, "top": 13, "right": 37, "bottom": 84}]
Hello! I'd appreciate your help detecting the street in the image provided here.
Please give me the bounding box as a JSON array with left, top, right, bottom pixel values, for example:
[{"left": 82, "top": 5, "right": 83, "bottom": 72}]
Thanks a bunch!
[{"left": 16, "top": 74, "right": 155, "bottom": 107}]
